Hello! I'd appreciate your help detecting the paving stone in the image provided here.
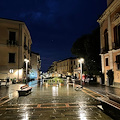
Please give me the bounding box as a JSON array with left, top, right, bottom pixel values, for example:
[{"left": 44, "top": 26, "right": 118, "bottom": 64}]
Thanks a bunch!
[{"left": 0, "top": 81, "right": 113, "bottom": 120}]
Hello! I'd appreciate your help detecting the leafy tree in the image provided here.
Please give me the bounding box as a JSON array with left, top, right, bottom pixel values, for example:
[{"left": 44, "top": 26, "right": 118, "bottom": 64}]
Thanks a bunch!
[{"left": 71, "top": 27, "right": 101, "bottom": 76}]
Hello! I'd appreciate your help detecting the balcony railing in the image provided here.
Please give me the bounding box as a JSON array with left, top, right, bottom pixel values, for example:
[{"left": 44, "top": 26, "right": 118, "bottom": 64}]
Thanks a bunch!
[{"left": 7, "top": 40, "right": 17, "bottom": 45}]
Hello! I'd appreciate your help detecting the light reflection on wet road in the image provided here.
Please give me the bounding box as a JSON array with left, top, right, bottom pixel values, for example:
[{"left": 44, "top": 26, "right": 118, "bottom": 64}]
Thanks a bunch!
[{"left": 0, "top": 80, "right": 113, "bottom": 120}]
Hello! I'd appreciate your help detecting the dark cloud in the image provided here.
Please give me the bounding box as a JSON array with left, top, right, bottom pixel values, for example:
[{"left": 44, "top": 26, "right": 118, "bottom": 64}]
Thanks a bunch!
[{"left": 0, "top": 0, "right": 106, "bottom": 71}]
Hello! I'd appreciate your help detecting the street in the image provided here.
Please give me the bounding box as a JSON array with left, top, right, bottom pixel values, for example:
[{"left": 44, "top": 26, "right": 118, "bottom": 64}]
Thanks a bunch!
[{"left": 0, "top": 80, "right": 113, "bottom": 120}]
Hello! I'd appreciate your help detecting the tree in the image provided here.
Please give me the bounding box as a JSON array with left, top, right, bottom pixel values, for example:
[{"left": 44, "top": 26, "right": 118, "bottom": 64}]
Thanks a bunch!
[{"left": 71, "top": 27, "right": 101, "bottom": 76}]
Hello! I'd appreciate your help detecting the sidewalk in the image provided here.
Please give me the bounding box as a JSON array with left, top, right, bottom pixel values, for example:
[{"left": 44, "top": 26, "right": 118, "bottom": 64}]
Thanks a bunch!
[
  {"left": 0, "top": 80, "right": 38, "bottom": 98},
  {"left": 83, "top": 83, "right": 120, "bottom": 97}
]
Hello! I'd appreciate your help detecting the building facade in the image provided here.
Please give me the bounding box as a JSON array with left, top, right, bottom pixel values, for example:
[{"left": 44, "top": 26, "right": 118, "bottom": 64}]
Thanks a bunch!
[
  {"left": 0, "top": 18, "right": 32, "bottom": 81},
  {"left": 98, "top": 0, "right": 120, "bottom": 87},
  {"left": 30, "top": 52, "right": 41, "bottom": 80},
  {"left": 57, "top": 57, "right": 81, "bottom": 78}
]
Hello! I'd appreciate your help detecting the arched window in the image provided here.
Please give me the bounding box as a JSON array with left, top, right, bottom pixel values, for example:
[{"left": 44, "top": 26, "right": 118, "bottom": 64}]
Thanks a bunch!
[{"left": 104, "top": 29, "right": 109, "bottom": 51}]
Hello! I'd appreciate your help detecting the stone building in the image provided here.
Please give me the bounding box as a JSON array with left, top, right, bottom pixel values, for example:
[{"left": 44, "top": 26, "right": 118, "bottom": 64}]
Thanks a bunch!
[
  {"left": 0, "top": 18, "right": 32, "bottom": 81},
  {"left": 30, "top": 52, "right": 41, "bottom": 80},
  {"left": 98, "top": 0, "right": 120, "bottom": 87},
  {"left": 56, "top": 57, "right": 81, "bottom": 78}
]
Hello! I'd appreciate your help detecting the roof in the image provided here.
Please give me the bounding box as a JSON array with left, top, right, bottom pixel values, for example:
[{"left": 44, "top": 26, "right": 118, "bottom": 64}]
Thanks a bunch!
[
  {"left": 31, "top": 51, "right": 40, "bottom": 55},
  {"left": 0, "top": 18, "right": 24, "bottom": 24},
  {"left": 57, "top": 57, "right": 77, "bottom": 63}
]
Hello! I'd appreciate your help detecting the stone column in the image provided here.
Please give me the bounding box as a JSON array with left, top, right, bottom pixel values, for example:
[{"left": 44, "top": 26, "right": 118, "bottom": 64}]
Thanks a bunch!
[
  {"left": 108, "top": 15, "right": 112, "bottom": 50},
  {"left": 101, "top": 54, "right": 105, "bottom": 73},
  {"left": 109, "top": 51, "right": 113, "bottom": 69}
]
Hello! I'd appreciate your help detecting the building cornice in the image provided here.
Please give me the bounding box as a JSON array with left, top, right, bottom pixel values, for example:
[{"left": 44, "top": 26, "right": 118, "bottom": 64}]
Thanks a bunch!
[
  {"left": 97, "top": 0, "right": 120, "bottom": 24},
  {"left": 0, "top": 18, "right": 24, "bottom": 24},
  {"left": 100, "top": 48, "right": 120, "bottom": 56},
  {"left": 112, "top": 48, "right": 120, "bottom": 53}
]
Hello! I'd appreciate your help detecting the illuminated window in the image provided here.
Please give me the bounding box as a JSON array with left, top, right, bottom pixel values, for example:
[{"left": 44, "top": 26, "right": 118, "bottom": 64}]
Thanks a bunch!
[{"left": 9, "top": 53, "right": 15, "bottom": 63}]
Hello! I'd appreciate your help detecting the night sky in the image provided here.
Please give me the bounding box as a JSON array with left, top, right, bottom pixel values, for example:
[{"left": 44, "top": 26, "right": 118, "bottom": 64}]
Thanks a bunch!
[{"left": 0, "top": 0, "right": 107, "bottom": 72}]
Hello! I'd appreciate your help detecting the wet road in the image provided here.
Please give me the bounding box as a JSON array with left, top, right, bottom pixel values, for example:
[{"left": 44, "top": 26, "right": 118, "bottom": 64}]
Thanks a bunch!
[
  {"left": 84, "top": 83, "right": 120, "bottom": 96},
  {"left": 0, "top": 81, "right": 113, "bottom": 120}
]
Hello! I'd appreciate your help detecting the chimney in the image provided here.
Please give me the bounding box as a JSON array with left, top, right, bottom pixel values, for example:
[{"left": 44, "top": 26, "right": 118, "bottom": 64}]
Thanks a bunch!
[{"left": 107, "top": 0, "right": 114, "bottom": 6}]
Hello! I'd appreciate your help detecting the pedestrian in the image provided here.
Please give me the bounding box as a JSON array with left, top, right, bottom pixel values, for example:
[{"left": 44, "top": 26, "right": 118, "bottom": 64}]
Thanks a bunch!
[{"left": 6, "top": 77, "right": 9, "bottom": 86}]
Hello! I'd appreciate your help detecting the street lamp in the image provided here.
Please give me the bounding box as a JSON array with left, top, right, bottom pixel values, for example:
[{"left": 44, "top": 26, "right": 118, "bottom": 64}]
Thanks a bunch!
[
  {"left": 9, "top": 69, "right": 13, "bottom": 73},
  {"left": 78, "top": 58, "right": 84, "bottom": 88},
  {"left": 24, "top": 58, "right": 29, "bottom": 84}
]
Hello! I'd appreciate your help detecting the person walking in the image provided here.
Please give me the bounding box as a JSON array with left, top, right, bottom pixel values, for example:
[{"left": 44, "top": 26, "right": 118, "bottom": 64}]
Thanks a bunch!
[{"left": 6, "top": 77, "right": 9, "bottom": 86}]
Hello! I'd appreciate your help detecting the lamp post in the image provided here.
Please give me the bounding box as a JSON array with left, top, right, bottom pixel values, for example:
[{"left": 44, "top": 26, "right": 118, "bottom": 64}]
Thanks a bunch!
[
  {"left": 78, "top": 58, "right": 84, "bottom": 88},
  {"left": 24, "top": 59, "right": 29, "bottom": 84}
]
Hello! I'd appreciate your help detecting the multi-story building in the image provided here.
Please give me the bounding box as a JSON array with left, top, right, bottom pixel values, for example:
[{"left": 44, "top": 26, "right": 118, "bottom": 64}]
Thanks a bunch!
[
  {"left": 47, "top": 65, "right": 54, "bottom": 77},
  {"left": 30, "top": 52, "right": 41, "bottom": 80},
  {"left": 57, "top": 57, "right": 81, "bottom": 78},
  {"left": 53, "top": 61, "right": 57, "bottom": 73},
  {"left": 0, "top": 18, "right": 32, "bottom": 81},
  {"left": 47, "top": 61, "right": 58, "bottom": 77},
  {"left": 98, "top": 0, "right": 120, "bottom": 87}
]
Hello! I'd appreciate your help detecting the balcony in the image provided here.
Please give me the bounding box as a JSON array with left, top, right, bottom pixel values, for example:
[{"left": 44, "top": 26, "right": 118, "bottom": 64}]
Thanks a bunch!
[{"left": 7, "top": 40, "right": 17, "bottom": 46}]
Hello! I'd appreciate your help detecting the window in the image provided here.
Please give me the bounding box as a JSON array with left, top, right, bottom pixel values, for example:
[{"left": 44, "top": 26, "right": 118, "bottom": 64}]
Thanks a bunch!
[
  {"left": 9, "top": 31, "right": 16, "bottom": 45},
  {"left": 24, "top": 35, "right": 26, "bottom": 45},
  {"left": 104, "top": 29, "right": 109, "bottom": 51},
  {"left": 116, "top": 55, "right": 120, "bottom": 70},
  {"left": 74, "top": 61, "right": 75, "bottom": 65},
  {"left": 28, "top": 40, "right": 29, "bottom": 49},
  {"left": 9, "top": 53, "right": 15, "bottom": 63},
  {"left": 105, "top": 58, "right": 109, "bottom": 66},
  {"left": 114, "top": 24, "right": 120, "bottom": 48}
]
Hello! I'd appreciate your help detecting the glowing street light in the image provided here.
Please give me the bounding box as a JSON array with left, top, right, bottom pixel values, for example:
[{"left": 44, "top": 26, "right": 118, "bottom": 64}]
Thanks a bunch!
[
  {"left": 9, "top": 69, "right": 13, "bottom": 73},
  {"left": 24, "top": 58, "right": 29, "bottom": 84},
  {"left": 78, "top": 58, "right": 84, "bottom": 88}
]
